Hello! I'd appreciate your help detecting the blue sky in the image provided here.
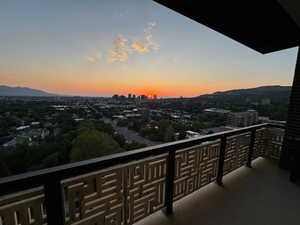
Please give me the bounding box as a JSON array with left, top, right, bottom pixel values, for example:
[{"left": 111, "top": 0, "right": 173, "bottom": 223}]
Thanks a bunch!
[{"left": 0, "top": 0, "right": 298, "bottom": 97}]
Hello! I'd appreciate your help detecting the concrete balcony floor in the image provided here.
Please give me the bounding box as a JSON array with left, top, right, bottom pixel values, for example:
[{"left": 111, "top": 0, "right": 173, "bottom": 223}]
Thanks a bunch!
[{"left": 137, "top": 158, "right": 300, "bottom": 225}]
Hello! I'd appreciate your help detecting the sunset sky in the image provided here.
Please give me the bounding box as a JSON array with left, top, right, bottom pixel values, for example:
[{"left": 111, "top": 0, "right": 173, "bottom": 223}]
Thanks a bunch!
[{"left": 0, "top": 0, "right": 298, "bottom": 97}]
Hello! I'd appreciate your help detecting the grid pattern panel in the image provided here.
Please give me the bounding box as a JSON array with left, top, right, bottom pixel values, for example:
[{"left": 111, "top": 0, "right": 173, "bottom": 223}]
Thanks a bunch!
[
  {"left": 252, "top": 128, "right": 267, "bottom": 159},
  {"left": 264, "top": 128, "right": 285, "bottom": 160},
  {"left": 174, "top": 142, "right": 220, "bottom": 201},
  {"left": 125, "top": 155, "right": 167, "bottom": 224},
  {"left": 62, "top": 167, "right": 124, "bottom": 225},
  {"left": 62, "top": 155, "right": 167, "bottom": 225},
  {"left": 0, "top": 187, "right": 46, "bottom": 225},
  {"left": 223, "top": 133, "right": 250, "bottom": 175}
]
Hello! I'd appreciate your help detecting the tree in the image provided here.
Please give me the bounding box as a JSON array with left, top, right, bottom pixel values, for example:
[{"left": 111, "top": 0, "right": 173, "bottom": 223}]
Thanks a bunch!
[
  {"left": 117, "top": 119, "right": 129, "bottom": 127},
  {"left": 41, "top": 152, "right": 59, "bottom": 168},
  {"left": 124, "top": 142, "right": 147, "bottom": 151},
  {"left": 164, "top": 126, "right": 175, "bottom": 142},
  {"left": 113, "top": 133, "right": 126, "bottom": 147},
  {"left": 178, "top": 131, "right": 186, "bottom": 140},
  {"left": 95, "top": 121, "right": 115, "bottom": 135},
  {"left": 0, "top": 159, "right": 10, "bottom": 177},
  {"left": 70, "top": 129, "right": 121, "bottom": 162}
]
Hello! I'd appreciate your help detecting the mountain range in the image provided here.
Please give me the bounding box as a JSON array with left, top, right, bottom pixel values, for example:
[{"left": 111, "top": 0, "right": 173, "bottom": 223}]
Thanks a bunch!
[
  {"left": 211, "top": 85, "right": 291, "bottom": 96},
  {"left": 198, "top": 85, "right": 291, "bottom": 98},
  {"left": 0, "top": 84, "right": 292, "bottom": 98},
  {"left": 0, "top": 85, "right": 57, "bottom": 97}
]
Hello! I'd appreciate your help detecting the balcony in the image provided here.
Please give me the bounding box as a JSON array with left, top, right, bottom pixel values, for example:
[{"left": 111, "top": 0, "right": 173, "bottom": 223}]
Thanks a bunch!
[
  {"left": 0, "top": 123, "right": 292, "bottom": 225},
  {"left": 135, "top": 158, "right": 300, "bottom": 225}
]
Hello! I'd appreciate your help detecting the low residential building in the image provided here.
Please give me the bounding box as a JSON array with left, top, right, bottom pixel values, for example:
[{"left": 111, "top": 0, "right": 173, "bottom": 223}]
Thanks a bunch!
[
  {"left": 2, "top": 138, "right": 17, "bottom": 148},
  {"left": 185, "top": 130, "right": 202, "bottom": 139},
  {"left": 31, "top": 122, "right": 40, "bottom": 126},
  {"left": 204, "top": 108, "right": 231, "bottom": 115},
  {"left": 74, "top": 118, "right": 84, "bottom": 122},
  {"left": 20, "top": 128, "right": 50, "bottom": 140},
  {"left": 261, "top": 98, "right": 271, "bottom": 105},
  {"left": 125, "top": 114, "right": 141, "bottom": 118},
  {"left": 113, "top": 115, "right": 126, "bottom": 120},
  {"left": 200, "top": 126, "right": 235, "bottom": 135},
  {"left": 170, "top": 114, "right": 180, "bottom": 119},
  {"left": 2, "top": 135, "right": 32, "bottom": 148},
  {"left": 259, "top": 117, "right": 286, "bottom": 126},
  {"left": 16, "top": 125, "right": 30, "bottom": 131},
  {"left": 258, "top": 116, "right": 270, "bottom": 123}
]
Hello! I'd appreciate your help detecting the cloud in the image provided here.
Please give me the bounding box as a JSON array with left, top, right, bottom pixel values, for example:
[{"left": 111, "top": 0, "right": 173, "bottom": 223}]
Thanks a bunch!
[
  {"left": 107, "top": 35, "right": 129, "bottom": 63},
  {"left": 85, "top": 22, "right": 159, "bottom": 64},
  {"left": 131, "top": 22, "right": 160, "bottom": 53},
  {"left": 84, "top": 52, "right": 102, "bottom": 63},
  {"left": 144, "top": 22, "right": 156, "bottom": 33},
  {"left": 131, "top": 42, "right": 149, "bottom": 52},
  {"left": 84, "top": 56, "right": 96, "bottom": 63},
  {"left": 144, "top": 34, "right": 160, "bottom": 50},
  {"left": 96, "top": 52, "right": 102, "bottom": 59}
]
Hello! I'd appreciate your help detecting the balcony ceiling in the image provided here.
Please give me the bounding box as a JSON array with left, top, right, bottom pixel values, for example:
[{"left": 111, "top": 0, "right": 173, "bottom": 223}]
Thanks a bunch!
[{"left": 153, "top": 0, "right": 300, "bottom": 54}]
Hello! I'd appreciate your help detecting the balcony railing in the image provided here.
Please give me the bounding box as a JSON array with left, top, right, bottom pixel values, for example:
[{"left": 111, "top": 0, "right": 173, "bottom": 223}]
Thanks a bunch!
[{"left": 0, "top": 123, "right": 285, "bottom": 225}]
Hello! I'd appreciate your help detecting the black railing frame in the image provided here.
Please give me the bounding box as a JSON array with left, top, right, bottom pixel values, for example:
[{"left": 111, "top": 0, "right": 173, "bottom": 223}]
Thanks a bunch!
[
  {"left": 217, "top": 136, "right": 227, "bottom": 185},
  {"left": 0, "top": 123, "right": 285, "bottom": 225}
]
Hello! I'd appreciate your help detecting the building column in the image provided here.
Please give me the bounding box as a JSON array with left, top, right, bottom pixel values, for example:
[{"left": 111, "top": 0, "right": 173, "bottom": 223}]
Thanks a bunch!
[{"left": 280, "top": 48, "right": 300, "bottom": 172}]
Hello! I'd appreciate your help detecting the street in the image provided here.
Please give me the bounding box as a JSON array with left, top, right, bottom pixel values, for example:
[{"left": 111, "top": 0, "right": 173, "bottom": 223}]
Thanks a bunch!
[{"left": 103, "top": 118, "right": 162, "bottom": 147}]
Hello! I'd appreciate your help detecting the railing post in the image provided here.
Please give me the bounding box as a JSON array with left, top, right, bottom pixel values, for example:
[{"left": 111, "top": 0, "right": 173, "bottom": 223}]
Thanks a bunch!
[
  {"left": 217, "top": 136, "right": 227, "bottom": 186},
  {"left": 164, "top": 150, "right": 175, "bottom": 215},
  {"left": 247, "top": 130, "right": 256, "bottom": 168},
  {"left": 44, "top": 179, "right": 65, "bottom": 225}
]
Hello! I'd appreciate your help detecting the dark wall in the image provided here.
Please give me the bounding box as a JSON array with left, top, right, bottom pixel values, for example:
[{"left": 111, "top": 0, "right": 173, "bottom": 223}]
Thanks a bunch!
[{"left": 281, "top": 49, "right": 300, "bottom": 174}]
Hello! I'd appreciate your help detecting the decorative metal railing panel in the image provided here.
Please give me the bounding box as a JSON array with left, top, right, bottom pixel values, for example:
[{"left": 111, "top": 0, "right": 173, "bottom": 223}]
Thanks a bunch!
[
  {"left": 252, "top": 128, "right": 267, "bottom": 159},
  {"left": 0, "top": 187, "right": 46, "bottom": 225},
  {"left": 0, "top": 124, "right": 286, "bottom": 225},
  {"left": 173, "top": 141, "right": 220, "bottom": 201},
  {"left": 223, "top": 133, "right": 250, "bottom": 175},
  {"left": 264, "top": 128, "right": 285, "bottom": 160},
  {"left": 125, "top": 155, "right": 167, "bottom": 225},
  {"left": 61, "top": 154, "right": 167, "bottom": 225},
  {"left": 62, "top": 167, "right": 124, "bottom": 225}
]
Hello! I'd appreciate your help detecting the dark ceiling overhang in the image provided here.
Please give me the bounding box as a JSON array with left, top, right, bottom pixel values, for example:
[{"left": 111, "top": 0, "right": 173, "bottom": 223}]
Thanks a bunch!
[{"left": 153, "top": 0, "right": 300, "bottom": 54}]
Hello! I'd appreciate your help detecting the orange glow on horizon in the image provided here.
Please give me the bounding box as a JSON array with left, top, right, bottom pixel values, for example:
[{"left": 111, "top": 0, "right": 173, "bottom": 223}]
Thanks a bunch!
[
  {"left": 1, "top": 71, "right": 289, "bottom": 98},
  {"left": 0, "top": 80, "right": 258, "bottom": 98}
]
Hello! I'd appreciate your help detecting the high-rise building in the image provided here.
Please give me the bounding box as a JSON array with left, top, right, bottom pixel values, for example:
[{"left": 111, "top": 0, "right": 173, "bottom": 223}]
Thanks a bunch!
[
  {"left": 128, "top": 94, "right": 132, "bottom": 99},
  {"left": 141, "top": 95, "right": 148, "bottom": 100},
  {"left": 112, "top": 94, "right": 119, "bottom": 100},
  {"left": 119, "top": 95, "right": 126, "bottom": 101}
]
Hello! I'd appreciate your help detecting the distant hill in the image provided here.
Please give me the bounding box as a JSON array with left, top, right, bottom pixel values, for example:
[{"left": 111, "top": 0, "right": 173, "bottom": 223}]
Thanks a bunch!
[
  {"left": 198, "top": 85, "right": 291, "bottom": 99},
  {"left": 212, "top": 85, "right": 291, "bottom": 96},
  {"left": 196, "top": 85, "right": 292, "bottom": 102},
  {"left": 0, "top": 85, "right": 57, "bottom": 96}
]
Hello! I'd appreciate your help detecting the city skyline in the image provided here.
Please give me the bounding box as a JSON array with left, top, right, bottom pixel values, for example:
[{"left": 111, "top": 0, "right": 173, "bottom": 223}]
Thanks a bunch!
[{"left": 0, "top": 0, "right": 298, "bottom": 97}]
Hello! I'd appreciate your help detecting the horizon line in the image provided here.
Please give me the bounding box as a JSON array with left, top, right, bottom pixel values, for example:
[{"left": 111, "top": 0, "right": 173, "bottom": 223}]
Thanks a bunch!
[{"left": 0, "top": 83, "right": 292, "bottom": 99}]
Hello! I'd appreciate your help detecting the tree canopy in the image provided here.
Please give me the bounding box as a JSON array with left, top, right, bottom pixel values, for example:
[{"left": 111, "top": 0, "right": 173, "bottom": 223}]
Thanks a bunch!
[{"left": 70, "top": 122, "right": 121, "bottom": 162}]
